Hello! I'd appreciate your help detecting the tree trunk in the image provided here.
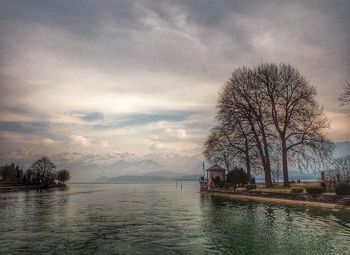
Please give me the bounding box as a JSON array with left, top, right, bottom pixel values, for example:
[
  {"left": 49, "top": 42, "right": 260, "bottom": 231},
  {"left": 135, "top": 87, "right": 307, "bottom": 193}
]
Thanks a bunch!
[
  {"left": 245, "top": 153, "right": 251, "bottom": 177},
  {"left": 244, "top": 140, "right": 251, "bottom": 177},
  {"left": 264, "top": 164, "right": 272, "bottom": 187},
  {"left": 249, "top": 119, "right": 272, "bottom": 187},
  {"left": 223, "top": 154, "right": 230, "bottom": 171},
  {"left": 261, "top": 130, "right": 273, "bottom": 187},
  {"left": 281, "top": 139, "right": 289, "bottom": 187}
]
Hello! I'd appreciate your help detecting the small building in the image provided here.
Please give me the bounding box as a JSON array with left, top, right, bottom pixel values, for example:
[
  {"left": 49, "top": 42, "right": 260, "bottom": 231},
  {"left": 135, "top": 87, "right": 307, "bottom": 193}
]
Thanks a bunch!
[{"left": 206, "top": 163, "right": 226, "bottom": 190}]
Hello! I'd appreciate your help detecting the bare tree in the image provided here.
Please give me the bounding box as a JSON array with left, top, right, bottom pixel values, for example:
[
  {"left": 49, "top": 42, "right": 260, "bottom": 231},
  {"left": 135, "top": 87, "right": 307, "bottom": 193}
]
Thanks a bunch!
[
  {"left": 205, "top": 63, "right": 333, "bottom": 188},
  {"left": 57, "top": 169, "right": 70, "bottom": 184},
  {"left": 268, "top": 142, "right": 283, "bottom": 184},
  {"left": 216, "top": 109, "right": 258, "bottom": 177},
  {"left": 219, "top": 67, "right": 274, "bottom": 186},
  {"left": 339, "top": 81, "right": 350, "bottom": 105},
  {"left": 324, "top": 156, "right": 350, "bottom": 186},
  {"left": 0, "top": 163, "right": 17, "bottom": 182},
  {"left": 30, "top": 157, "right": 56, "bottom": 188},
  {"left": 255, "top": 63, "right": 333, "bottom": 186},
  {"left": 203, "top": 127, "right": 236, "bottom": 171}
]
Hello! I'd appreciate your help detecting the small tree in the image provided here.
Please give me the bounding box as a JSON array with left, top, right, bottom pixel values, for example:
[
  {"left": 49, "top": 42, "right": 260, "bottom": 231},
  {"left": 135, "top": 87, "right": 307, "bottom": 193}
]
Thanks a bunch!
[
  {"left": 271, "top": 151, "right": 282, "bottom": 184},
  {"left": 339, "top": 81, "right": 350, "bottom": 105},
  {"left": 57, "top": 169, "right": 70, "bottom": 184},
  {"left": 30, "top": 157, "right": 56, "bottom": 188},
  {"left": 0, "top": 163, "right": 17, "bottom": 182},
  {"left": 24, "top": 169, "right": 35, "bottom": 185},
  {"left": 203, "top": 128, "right": 236, "bottom": 171},
  {"left": 326, "top": 156, "right": 350, "bottom": 183}
]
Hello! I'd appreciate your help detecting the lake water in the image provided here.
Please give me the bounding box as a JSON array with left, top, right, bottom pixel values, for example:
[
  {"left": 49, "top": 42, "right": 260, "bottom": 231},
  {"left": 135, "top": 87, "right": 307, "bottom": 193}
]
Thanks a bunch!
[{"left": 0, "top": 182, "right": 349, "bottom": 255}]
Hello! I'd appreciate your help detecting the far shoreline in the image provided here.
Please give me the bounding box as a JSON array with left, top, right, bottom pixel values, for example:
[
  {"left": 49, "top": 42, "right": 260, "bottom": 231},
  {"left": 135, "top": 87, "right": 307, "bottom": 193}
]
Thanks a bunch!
[
  {"left": 0, "top": 183, "right": 67, "bottom": 193},
  {"left": 69, "top": 180, "right": 197, "bottom": 184}
]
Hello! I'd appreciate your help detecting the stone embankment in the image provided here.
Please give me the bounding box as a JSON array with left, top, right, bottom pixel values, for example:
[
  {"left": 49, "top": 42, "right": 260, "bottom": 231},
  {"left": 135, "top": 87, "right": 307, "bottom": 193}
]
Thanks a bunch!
[{"left": 206, "top": 188, "right": 350, "bottom": 210}]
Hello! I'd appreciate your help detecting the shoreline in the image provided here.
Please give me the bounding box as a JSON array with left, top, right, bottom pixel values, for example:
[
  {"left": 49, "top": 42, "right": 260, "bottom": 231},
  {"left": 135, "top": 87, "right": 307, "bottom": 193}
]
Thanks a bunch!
[
  {"left": 0, "top": 184, "right": 67, "bottom": 193},
  {"left": 206, "top": 191, "right": 350, "bottom": 211}
]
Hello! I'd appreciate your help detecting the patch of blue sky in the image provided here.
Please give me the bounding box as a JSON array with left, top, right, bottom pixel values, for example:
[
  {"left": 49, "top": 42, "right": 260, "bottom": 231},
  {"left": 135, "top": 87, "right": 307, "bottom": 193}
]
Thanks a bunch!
[
  {"left": 93, "top": 111, "right": 195, "bottom": 129},
  {"left": 70, "top": 112, "right": 104, "bottom": 122},
  {"left": 0, "top": 121, "right": 49, "bottom": 134},
  {"left": 80, "top": 112, "right": 104, "bottom": 121},
  {"left": 119, "top": 112, "right": 191, "bottom": 126}
]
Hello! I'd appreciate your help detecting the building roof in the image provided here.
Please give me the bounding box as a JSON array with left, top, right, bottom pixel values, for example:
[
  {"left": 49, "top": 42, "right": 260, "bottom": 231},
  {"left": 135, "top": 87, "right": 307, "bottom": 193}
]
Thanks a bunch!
[{"left": 206, "top": 163, "right": 226, "bottom": 172}]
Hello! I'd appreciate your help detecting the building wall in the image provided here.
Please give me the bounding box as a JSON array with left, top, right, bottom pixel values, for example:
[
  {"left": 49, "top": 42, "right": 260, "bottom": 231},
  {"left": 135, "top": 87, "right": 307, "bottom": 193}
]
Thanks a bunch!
[{"left": 208, "top": 170, "right": 225, "bottom": 189}]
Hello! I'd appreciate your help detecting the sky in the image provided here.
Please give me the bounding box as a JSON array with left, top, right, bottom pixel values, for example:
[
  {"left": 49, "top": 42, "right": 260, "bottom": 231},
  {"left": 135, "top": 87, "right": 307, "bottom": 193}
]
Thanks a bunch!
[{"left": 0, "top": 0, "right": 349, "bottom": 180}]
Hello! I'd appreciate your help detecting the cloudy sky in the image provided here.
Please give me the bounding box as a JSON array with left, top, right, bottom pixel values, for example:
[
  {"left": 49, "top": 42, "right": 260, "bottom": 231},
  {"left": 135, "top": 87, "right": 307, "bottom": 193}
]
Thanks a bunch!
[{"left": 0, "top": 0, "right": 349, "bottom": 180}]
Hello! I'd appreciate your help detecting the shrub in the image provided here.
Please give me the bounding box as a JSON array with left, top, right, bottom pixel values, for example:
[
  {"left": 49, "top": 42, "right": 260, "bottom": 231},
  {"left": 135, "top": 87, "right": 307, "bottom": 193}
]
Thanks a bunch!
[
  {"left": 306, "top": 186, "right": 324, "bottom": 195},
  {"left": 213, "top": 176, "right": 224, "bottom": 188},
  {"left": 246, "top": 184, "right": 256, "bottom": 190},
  {"left": 335, "top": 183, "right": 350, "bottom": 195},
  {"left": 290, "top": 187, "right": 304, "bottom": 193},
  {"left": 250, "top": 176, "right": 256, "bottom": 184},
  {"left": 223, "top": 182, "right": 235, "bottom": 189},
  {"left": 226, "top": 167, "right": 249, "bottom": 186}
]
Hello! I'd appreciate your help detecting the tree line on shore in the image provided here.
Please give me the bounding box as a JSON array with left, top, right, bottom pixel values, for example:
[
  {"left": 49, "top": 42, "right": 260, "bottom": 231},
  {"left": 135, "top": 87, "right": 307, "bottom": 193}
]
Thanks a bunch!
[
  {"left": 203, "top": 63, "right": 349, "bottom": 187},
  {"left": 0, "top": 157, "right": 70, "bottom": 188}
]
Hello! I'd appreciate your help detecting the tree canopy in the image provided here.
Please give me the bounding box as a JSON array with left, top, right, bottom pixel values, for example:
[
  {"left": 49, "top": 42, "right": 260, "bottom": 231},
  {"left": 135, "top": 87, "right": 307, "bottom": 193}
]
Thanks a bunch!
[
  {"left": 30, "top": 157, "right": 57, "bottom": 187},
  {"left": 203, "top": 63, "right": 333, "bottom": 187}
]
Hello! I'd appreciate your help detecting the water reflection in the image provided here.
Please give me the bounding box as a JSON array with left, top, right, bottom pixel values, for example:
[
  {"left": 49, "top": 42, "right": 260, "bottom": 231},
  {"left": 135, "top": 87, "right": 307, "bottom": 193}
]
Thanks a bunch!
[
  {"left": 200, "top": 195, "right": 350, "bottom": 255},
  {"left": 0, "top": 183, "right": 349, "bottom": 255}
]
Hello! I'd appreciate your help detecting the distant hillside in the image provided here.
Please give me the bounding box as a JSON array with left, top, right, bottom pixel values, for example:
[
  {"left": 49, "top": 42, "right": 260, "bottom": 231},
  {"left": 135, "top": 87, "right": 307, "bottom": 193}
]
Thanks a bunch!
[
  {"left": 97, "top": 169, "right": 320, "bottom": 182},
  {"left": 334, "top": 141, "right": 350, "bottom": 158},
  {"left": 2, "top": 141, "right": 348, "bottom": 182}
]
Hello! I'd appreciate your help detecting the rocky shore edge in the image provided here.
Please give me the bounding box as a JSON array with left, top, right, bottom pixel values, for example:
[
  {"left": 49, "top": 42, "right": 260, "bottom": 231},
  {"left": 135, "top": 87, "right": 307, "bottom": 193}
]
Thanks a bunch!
[{"left": 204, "top": 189, "right": 350, "bottom": 211}]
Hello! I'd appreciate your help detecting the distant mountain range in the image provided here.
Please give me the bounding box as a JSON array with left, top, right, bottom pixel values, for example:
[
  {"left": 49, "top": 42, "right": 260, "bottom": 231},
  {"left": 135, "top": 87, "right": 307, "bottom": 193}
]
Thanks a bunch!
[
  {"left": 95, "top": 169, "right": 321, "bottom": 183},
  {"left": 334, "top": 141, "right": 350, "bottom": 158},
  {"left": 95, "top": 171, "right": 200, "bottom": 182},
  {"left": 2, "top": 141, "right": 349, "bottom": 182},
  {"left": 92, "top": 142, "right": 350, "bottom": 182}
]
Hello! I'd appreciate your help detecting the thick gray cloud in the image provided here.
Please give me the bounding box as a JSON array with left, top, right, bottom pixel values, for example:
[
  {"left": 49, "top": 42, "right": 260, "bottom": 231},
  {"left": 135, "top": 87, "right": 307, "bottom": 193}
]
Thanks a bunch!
[{"left": 0, "top": 0, "right": 349, "bottom": 180}]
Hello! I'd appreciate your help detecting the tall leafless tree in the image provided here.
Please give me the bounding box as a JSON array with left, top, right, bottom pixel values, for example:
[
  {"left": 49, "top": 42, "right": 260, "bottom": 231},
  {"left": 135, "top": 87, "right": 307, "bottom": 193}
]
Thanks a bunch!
[
  {"left": 204, "top": 63, "right": 333, "bottom": 187},
  {"left": 255, "top": 63, "right": 332, "bottom": 186},
  {"left": 218, "top": 67, "right": 275, "bottom": 186}
]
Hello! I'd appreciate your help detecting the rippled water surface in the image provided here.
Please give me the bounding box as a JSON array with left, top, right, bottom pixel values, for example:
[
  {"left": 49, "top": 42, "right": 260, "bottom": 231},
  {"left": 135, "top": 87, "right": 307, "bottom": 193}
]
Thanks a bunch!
[{"left": 0, "top": 182, "right": 349, "bottom": 254}]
